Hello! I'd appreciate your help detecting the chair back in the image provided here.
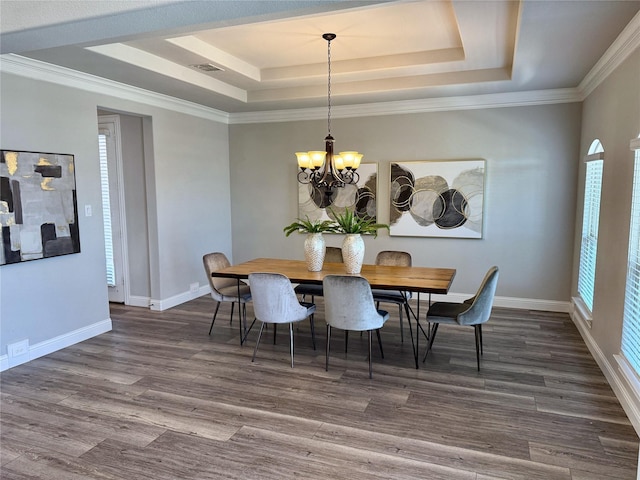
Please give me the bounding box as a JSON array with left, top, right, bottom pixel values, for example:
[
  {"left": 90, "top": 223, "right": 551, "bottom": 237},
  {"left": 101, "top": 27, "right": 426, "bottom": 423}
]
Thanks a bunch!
[
  {"left": 249, "top": 273, "right": 310, "bottom": 324},
  {"left": 458, "top": 266, "right": 499, "bottom": 326},
  {"left": 325, "top": 246, "right": 344, "bottom": 263},
  {"left": 375, "top": 250, "right": 412, "bottom": 267},
  {"left": 203, "top": 252, "right": 238, "bottom": 301},
  {"left": 323, "top": 275, "right": 386, "bottom": 331}
]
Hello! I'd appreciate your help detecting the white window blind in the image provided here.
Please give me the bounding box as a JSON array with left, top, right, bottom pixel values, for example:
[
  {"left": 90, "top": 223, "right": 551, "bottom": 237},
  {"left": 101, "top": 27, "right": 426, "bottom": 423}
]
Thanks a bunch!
[
  {"left": 577, "top": 155, "right": 603, "bottom": 311},
  {"left": 622, "top": 139, "right": 640, "bottom": 376},
  {"left": 98, "top": 133, "right": 116, "bottom": 287}
]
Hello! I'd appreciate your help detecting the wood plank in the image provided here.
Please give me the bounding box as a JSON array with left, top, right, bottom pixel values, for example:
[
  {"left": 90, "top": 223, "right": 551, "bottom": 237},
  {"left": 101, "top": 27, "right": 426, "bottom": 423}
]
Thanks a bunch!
[{"left": 1, "top": 299, "right": 637, "bottom": 479}]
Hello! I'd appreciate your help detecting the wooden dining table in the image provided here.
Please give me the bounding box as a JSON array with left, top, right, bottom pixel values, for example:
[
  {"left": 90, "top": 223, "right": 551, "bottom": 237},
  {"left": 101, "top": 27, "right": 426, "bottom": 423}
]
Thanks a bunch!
[{"left": 211, "top": 257, "right": 456, "bottom": 368}]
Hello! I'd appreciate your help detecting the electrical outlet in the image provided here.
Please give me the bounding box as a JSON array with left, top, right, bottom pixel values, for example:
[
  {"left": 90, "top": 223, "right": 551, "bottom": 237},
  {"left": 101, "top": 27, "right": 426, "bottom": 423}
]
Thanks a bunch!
[
  {"left": 190, "top": 282, "right": 199, "bottom": 294},
  {"left": 8, "top": 339, "right": 29, "bottom": 358}
]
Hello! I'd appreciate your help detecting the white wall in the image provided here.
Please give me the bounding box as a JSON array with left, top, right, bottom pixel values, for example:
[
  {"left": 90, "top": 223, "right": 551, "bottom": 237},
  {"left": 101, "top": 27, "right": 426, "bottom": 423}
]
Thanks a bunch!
[
  {"left": 572, "top": 47, "right": 640, "bottom": 433},
  {"left": 0, "top": 69, "right": 233, "bottom": 366},
  {"left": 229, "top": 103, "right": 582, "bottom": 305}
]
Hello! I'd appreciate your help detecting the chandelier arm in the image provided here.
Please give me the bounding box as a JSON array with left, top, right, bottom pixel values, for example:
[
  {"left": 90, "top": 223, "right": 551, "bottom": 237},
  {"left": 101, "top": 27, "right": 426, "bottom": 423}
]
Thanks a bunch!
[{"left": 297, "top": 169, "right": 312, "bottom": 184}]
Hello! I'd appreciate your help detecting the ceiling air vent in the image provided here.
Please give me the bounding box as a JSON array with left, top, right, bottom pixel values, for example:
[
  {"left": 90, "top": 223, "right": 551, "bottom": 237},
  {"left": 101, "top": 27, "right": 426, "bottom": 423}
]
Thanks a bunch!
[{"left": 190, "top": 63, "right": 225, "bottom": 73}]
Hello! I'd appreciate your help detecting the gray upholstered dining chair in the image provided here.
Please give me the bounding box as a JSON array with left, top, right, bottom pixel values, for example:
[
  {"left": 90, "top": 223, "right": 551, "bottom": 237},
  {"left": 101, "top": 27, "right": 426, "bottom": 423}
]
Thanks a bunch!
[
  {"left": 323, "top": 275, "right": 390, "bottom": 378},
  {"left": 370, "top": 250, "right": 413, "bottom": 343},
  {"left": 202, "top": 252, "right": 252, "bottom": 343},
  {"left": 248, "top": 272, "right": 316, "bottom": 368},
  {"left": 422, "top": 266, "right": 499, "bottom": 371},
  {"left": 294, "top": 246, "right": 343, "bottom": 301}
]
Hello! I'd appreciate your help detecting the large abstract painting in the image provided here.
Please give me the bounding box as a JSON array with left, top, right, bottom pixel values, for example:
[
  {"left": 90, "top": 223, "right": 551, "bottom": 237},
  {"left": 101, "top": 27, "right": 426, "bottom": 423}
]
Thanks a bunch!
[
  {"left": 1, "top": 150, "right": 81, "bottom": 265},
  {"left": 390, "top": 160, "right": 485, "bottom": 238},
  {"left": 298, "top": 163, "right": 378, "bottom": 222}
]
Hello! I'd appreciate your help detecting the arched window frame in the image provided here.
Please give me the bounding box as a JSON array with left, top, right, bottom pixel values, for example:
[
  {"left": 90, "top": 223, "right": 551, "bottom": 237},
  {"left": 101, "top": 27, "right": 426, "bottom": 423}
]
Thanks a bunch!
[
  {"left": 577, "top": 140, "right": 604, "bottom": 317},
  {"left": 621, "top": 135, "right": 640, "bottom": 380}
]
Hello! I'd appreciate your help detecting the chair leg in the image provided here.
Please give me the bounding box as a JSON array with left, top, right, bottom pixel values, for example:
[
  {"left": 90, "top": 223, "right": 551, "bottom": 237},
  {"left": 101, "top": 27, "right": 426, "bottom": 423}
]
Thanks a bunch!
[
  {"left": 242, "top": 317, "right": 257, "bottom": 344},
  {"left": 479, "top": 324, "right": 483, "bottom": 355},
  {"left": 252, "top": 322, "right": 266, "bottom": 362},
  {"left": 289, "top": 323, "right": 294, "bottom": 368},
  {"left": 242, "top": 302, "right": 247, "bottom": 331},
  {"left": 398, "top": 304, "right": 404, "bottom": 344},
  {"left": 406, "top": 304, "right": 416, "bottom": 360},
  {"left": 309, "top": 314, "right": 316, "bottom": 350},
  {"left": 345, "top": 330, "right": 349, "bottom": 353},
  {"left": 368, "top": 330, "right": 373, "bottom": 379},
  {"left": 475, "top": 325, "right": 481, "bottom": 371},
  {"left": 376, "top": 329, "right": 384, "bottom": 359},
  {"left": 231, "top": 302, "right": 243, "bottom": 345},
  {"left": 208, "top": 301, "right": 221, "bottom": 334},
  {"left": 422, "top": 323, "right": 439, "bottom": 362},
  {"left": 325, "top": 325, "right": 331, "bottom": 372},
  {"left": 273, "top": 324, "right": 277, "bottom": 344},
  {"left": 240, "top": 302, "right": 248, "bottom": 345}
]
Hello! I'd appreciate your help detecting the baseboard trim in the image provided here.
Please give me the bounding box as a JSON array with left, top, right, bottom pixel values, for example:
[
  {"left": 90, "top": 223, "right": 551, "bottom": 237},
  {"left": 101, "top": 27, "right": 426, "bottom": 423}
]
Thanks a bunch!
[
  {"left": 0, "top": 318, "right": 112, "bottom": 372},
  {"left": 570, "top": 303, "right": 640, "bottom": 436},
  {"left": 149, "top": 285, "right": 209, "bottom": 311},
  {"left": 428, "top": 293, "right": 570, "bottom": 313},
  {"left": 128, "top": 295, "right": 151, "bottom": 308}
]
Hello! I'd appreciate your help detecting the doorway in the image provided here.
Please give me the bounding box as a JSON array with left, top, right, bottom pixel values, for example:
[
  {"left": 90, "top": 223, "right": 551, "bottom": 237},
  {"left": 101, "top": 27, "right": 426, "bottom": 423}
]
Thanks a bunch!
[{"left": 98, "top": 115, "right": 129, "bottom": 303}]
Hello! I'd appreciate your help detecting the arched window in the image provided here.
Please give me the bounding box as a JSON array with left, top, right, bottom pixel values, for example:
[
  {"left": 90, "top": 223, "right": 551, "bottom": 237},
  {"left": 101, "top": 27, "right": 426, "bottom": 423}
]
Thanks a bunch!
[
  {"left": 622, "top": 134, "right": 640, "bottom": 376},
  {"left": 577, "top": 139, "right": 604, "bottom": 313}
]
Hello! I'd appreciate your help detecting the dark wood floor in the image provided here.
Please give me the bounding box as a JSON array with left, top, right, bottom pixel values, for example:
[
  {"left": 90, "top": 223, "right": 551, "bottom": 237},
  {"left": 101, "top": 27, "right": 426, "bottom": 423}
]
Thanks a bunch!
[{"left": 1, "top": 296, "right": 638, "bottom": 479}]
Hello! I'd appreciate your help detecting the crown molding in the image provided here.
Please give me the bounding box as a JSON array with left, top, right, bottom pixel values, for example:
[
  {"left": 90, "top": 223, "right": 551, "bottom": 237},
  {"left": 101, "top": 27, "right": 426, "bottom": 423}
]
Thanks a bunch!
[
  {"left": 3, "top": 13, "right": 636, "bottom": 129},
  {"left": 0, "top": 54, "right": 230, "bottom": 124},
  {"left": 579, "top": 10, "right": 640, "bottom": 98},
  {"left": 228, "top": 88, "right": 582, "bottom": 124}
]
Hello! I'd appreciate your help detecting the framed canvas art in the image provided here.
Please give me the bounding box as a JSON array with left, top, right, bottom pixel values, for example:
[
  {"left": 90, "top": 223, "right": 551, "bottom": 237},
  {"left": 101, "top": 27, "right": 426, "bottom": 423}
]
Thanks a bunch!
[
  {"left": 1, "top": 149, "right": 81, "bottom": 264},
  {"left": 298, "top": 163, "right": 378, "bottom": 223},
  {"left": 389, "top": 159, "right": 485, "bottom": 238}
]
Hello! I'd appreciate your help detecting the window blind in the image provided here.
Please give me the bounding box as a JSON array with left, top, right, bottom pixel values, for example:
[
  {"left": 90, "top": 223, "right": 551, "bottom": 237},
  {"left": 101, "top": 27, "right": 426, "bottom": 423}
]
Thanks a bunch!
[
  {"left": 577, "top": 158, "right": 603, "bottom": 311},
  {"left": 98, "top": 133, "right": 116, "bottom": 287},
  {"left": 622, "top": 146, "right": 640, "bottom": 376}
]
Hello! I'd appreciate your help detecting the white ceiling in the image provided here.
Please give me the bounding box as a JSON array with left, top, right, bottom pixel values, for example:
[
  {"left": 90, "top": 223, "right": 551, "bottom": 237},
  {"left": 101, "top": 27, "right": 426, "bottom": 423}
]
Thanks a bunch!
[{"left": 1, "top": 0, "right": 639, "bottom": 114}]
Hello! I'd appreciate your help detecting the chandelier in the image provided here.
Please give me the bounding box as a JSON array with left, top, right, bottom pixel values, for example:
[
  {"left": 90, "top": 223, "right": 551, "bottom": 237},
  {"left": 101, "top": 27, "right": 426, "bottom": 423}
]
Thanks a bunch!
[{"left": 296, "top": 33, "right": 362, "bottom": 195}]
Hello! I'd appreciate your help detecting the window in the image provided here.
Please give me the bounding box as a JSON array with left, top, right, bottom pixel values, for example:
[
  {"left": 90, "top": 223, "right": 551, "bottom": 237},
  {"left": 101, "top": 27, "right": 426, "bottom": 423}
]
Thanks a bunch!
[
  {"left": 98, "top": 131, "right": 116, "bottom": 287},
  {"left": 622, "top": 136, "right": 640, "bottom": 376},
  {"left": 577, "top": 140, "right": 604, "bottom": 312}
]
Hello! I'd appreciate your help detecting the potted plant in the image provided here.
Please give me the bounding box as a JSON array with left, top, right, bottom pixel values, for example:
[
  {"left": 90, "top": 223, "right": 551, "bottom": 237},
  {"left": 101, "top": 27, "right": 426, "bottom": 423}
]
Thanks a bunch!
[
  {"left": 283, "top": 216, "right": 337, "bottom": 271},
  {"left": 330, "top": 209, "right": 389, "bottom": 274}
]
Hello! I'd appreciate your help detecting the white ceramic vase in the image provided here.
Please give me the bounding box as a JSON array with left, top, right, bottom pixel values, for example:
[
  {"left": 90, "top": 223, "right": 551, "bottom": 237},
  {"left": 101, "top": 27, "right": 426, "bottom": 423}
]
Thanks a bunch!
[
  {"left": 342, "top": 234, "right": 365, "bottom": 274},
  {"left": 304, "top": 233, "right": 326, "bottom": 272}
]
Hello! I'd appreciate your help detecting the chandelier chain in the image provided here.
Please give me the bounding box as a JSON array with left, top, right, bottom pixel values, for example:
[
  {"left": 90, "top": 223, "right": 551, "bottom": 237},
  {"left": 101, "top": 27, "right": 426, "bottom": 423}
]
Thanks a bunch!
[{"left": 327, "top": 36, "right": 331, "bottom": 136}]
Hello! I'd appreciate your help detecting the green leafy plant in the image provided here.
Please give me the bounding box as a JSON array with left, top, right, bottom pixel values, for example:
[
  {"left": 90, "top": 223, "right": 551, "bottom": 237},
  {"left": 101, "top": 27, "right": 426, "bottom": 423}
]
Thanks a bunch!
[
  {"left": 330, "top": 208, "right": 389, "bottom": 238},
  {"left": 283, "top": 216, "right": 338, "bottom": 236}
]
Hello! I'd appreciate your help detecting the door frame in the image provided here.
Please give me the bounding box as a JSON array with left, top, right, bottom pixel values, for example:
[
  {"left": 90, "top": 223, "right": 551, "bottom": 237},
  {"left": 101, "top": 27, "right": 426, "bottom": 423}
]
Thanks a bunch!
[{"left": 98, "top": 114, "right": 130, "bottom": 304}]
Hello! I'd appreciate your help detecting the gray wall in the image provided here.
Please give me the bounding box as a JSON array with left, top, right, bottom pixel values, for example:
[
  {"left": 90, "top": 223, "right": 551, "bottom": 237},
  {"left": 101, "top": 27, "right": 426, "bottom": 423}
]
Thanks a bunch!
[
  {"left": 119, "top": 113, "right": 151, "bottom": 299},
  {"left": 0, "top": 71, "right": 233, "bottom": 360},
  {"left": 574, "top": 47, "right": 640, "bottom": 429},
  {"left": 229, "top": 103, "right": 582, "bottom": 301}
]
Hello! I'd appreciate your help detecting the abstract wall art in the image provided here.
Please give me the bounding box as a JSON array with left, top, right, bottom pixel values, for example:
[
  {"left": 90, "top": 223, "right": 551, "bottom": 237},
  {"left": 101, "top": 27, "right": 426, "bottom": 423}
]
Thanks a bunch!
[
  {"left": 298, "top": 163, "right": 378, "bottom": 223},
  {"left": 389, "top": 159, "right": 485, "bottom": 238},
  {"left": 1, "top": 150, "right": 80, "bottom": 265}
]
